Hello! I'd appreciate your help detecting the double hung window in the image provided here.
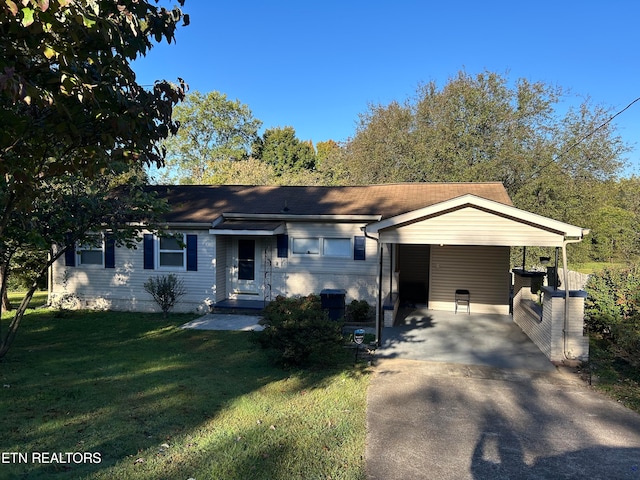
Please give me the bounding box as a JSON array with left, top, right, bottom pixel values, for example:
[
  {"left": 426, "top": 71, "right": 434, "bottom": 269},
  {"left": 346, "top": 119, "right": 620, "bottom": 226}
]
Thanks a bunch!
[
  {"left": 143, "top": 233, "right": 198, "bottom": 271},
  {"left": 159, "top": 235, "right": 186, "bottom": 269},
  {"left": 78, "top": 234, "right": 104, "bottom": 266}
]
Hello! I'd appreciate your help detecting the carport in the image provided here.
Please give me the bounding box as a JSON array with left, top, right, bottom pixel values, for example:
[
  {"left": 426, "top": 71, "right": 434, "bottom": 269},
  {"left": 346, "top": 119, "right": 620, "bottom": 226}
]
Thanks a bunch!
[{"left": 364, "top": 194, "right": 590, "bottom": 363}]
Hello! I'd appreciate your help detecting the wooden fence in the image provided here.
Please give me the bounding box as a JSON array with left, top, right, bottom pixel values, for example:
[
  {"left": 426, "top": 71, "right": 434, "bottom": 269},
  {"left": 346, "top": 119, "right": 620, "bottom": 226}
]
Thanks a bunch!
[{"left": 556, "top": 268, "right": 590, "bottom": 291}]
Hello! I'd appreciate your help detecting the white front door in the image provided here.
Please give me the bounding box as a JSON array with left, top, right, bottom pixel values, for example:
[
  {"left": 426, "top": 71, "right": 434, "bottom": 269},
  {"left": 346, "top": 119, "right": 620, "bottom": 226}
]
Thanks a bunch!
[{"left": 233, "top": 238, "right": 261, "bottom": 296}]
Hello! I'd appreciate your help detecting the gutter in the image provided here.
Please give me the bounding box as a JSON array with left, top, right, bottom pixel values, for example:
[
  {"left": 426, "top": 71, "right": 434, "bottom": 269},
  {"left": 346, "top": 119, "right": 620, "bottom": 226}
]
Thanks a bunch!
[{"left": 223, "top": 213, "right": 382, "bottom": 222}]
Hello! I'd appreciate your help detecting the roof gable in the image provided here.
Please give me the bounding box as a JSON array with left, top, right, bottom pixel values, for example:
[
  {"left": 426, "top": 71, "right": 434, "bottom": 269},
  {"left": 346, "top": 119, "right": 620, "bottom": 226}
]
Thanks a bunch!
[{"left": 365, "top": 194, "right": 587, "bottom": 246}]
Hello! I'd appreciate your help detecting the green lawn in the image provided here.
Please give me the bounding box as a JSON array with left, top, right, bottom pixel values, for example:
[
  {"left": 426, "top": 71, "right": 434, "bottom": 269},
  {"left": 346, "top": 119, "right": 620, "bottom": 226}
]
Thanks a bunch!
[
  {"left": 0, "top": 307, "right": 370, "bottom": 479},
  {"left": 570, "top": 262, "right": 626, "bottom": 274},
  {"left": 6, "top": 290, "right": 48, "bottom": 309}
]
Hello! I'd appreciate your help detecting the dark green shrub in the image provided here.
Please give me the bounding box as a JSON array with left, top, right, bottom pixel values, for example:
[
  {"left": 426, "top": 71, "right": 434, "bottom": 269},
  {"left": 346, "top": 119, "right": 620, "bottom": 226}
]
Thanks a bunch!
[
  {"left": 346, "top": 299, "right": 372, "bottom": 323},
  {"left": 144, "top": 274, "right": 186, "bottom": 317},
  {"left": 258, "top": 294, "right": 347, "bottom": 367},
  {"left": 585, "top": 265, "right": 640, "bottom": 360}
]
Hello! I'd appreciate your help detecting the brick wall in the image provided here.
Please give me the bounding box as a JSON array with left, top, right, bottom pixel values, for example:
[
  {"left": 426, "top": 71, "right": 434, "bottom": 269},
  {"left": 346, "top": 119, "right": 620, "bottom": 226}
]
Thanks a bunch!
[{"left": 512, "top": 270, "right": 589, "bottom": 363}]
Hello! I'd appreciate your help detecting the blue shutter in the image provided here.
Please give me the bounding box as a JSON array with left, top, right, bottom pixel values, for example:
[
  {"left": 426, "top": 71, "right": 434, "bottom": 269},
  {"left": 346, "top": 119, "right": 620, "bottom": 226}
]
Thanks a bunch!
[
  {"left": 64, "top": 235, "right": 76, "bottom": 267},
  {"left": 277, "top": 234, "right": 289, "bottom": 258},
  {"left": 186, "top": 234, "right": 198, "bottom": 271},
  {"left": 354, "top": 236, "right": 366, "bottom": 261},
  {"left": 143, "top": 234, "right": 154, "bottom": 269},
  {"left": 105, "top": 233, "right": 115, "bottom": 269}
]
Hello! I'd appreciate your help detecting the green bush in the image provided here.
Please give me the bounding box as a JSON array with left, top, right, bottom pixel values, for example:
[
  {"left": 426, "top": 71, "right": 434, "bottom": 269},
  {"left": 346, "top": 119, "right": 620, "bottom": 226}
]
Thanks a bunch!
[
  {"left": 258, "top": 294, "right": 347, "bottom": 367},
  {"left": 143, "top": 274, "right": 186, "bottom": 317},
  {"left": 585, "top": 265, "right": 640, "bottom": 361},
  {"left": 346, "top": 299, "right": 372, "bottom": 323}
]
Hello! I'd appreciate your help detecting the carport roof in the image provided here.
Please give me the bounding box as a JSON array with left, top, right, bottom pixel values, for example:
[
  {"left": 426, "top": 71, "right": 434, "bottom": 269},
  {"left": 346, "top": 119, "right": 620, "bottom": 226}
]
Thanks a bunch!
[
  {"left": 365, "top": 194, "right": 588, "bottom": 245},
  {"left": 148, "top": 183, "right": 513, "bottom": 223}
]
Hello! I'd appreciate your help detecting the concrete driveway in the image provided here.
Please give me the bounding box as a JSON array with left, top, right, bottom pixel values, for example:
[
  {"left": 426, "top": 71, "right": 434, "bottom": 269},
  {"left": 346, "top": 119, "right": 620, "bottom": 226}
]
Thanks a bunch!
[
  {"left": 377, "top": 308, "right": 556, "bottom": 371},
  {"left": 366, "top": 310, "right": 640, "bottom": 479}
]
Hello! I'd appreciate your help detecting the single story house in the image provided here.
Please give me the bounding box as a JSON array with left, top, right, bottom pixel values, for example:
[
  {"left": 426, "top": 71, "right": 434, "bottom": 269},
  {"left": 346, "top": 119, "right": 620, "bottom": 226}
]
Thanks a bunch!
[{"left": 49, "top": 182, "right": 590, "bottom": 362}]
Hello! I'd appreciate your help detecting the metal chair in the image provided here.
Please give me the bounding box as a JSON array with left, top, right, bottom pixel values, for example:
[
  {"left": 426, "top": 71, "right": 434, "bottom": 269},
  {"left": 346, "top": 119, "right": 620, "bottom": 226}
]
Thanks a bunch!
[{"left": 455, "top": 289, "right": 470, "bottom": 314}]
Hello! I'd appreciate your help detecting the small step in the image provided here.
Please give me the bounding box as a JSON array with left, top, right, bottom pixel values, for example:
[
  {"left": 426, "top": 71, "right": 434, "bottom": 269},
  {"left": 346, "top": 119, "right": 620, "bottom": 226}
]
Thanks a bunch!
[{"left": 211, "top": 299, "right": 268, "bottom": 315}]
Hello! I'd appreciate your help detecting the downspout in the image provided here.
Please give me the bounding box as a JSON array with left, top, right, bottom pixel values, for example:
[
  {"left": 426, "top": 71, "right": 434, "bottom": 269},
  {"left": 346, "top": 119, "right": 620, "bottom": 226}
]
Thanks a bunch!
[
  {"left": 561, "top": 236, "right": 586, "bottom": 360},
  {"left": 389, "top": 244, "right": 393, "bottom": 301}
]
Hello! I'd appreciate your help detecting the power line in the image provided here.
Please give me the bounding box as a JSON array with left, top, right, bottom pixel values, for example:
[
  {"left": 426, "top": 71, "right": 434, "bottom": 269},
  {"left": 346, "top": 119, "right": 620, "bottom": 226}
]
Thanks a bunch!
[
  {"left": 527, "top": 96, "right": 640, "bottom": 180},
  {"left": 556, "top": 96, "right": 640, "bottom": 161}
]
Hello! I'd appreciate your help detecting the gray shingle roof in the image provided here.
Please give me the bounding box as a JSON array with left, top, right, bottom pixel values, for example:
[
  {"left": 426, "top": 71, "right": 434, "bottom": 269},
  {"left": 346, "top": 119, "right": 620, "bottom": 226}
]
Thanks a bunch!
[{"left": 150, "top": 183, "right": 512, "bottom": 223}]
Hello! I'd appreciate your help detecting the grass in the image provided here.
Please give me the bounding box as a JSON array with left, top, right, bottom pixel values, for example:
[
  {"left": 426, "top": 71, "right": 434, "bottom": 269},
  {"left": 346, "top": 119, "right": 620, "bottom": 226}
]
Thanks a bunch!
[
  {"left": 0, "top": 305, "right": 370, "bottom": 479},
  {"left": 587, "top": 335, "right": 640, "bottom": 414},
  {"left": 6, "top": 290, "right": 48, "bottom": 309},
  {"left": 570, "top": 262, "right": 626, "bottom": 274}
]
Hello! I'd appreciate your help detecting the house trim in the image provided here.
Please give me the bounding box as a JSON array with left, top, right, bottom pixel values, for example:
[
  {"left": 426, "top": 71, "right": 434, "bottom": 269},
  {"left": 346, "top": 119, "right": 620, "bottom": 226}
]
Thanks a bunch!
[
  {"left": 222, "top": 212, "right": 382, "bottom": 222},
  {"left": 210, "top": 220, "right": 286, "bottom": 236}
]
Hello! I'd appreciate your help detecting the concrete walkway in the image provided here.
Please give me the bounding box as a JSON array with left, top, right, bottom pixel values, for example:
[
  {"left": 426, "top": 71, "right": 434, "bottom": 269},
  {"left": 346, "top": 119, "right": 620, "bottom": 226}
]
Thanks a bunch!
[
  {"left": 366, "top": 311, "right": 640, "bottom": 479},
  {"left": 180, "top": 314, "right": 265, "bottom": 331}
]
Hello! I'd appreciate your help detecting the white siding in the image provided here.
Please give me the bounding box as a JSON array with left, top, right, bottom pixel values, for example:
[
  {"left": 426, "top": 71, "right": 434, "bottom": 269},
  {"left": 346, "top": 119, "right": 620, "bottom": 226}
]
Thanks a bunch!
[
  {"left": 380, "top": 207, "right": 565, "bottom": 246},
  {"left": 429, "top": 245, "right": 510, "bottom": 314},
  {"left": 271, "top": 222, "right": 378, "bottom": 304},
  {"left": 50, "top": 229, "right": 216, "bottom": 313}
]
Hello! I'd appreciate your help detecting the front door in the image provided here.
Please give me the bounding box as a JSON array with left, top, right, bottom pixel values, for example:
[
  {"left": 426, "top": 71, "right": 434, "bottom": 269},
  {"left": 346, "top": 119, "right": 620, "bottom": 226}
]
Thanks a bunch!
[{"left": 234, "top": 239, "right": 260, "bottom": 295}]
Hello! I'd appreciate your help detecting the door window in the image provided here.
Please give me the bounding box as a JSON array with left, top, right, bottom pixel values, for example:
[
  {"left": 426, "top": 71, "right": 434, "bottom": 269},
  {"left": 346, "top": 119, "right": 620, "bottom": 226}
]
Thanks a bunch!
[{"left": 238, "top": 239, "right": 255, "bottom": 280}]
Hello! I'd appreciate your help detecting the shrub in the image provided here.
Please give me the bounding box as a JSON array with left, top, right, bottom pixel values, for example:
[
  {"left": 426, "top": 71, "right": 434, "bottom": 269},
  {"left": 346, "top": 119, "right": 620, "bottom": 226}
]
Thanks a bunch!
[
  {"left": 346, "top": 299, "right": 372, "bottom": 323},
  {"left": 258, "top": 294, "right": 347, "bottom": 367},
  {"left": 585, "top": 265, "right": 640, "bottom": 361},
  {"left": 144, "top": 274, "right": 186, "bottom": 317}
]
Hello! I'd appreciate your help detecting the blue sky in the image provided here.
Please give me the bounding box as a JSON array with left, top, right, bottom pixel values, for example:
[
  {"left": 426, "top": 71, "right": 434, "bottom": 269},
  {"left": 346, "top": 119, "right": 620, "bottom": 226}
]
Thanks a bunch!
[{"left": 132, "top": 1, "right": 640, "bottom": 175}]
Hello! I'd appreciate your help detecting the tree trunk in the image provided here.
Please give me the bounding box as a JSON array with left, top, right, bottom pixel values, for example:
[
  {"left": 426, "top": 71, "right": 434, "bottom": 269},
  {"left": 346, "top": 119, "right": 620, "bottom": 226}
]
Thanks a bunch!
[
  {"left": 0, "top": 249, "right": 64, "bottom": 359},
  {"left": 0, "top": 283, "right": 37, "bottom": 359},
  {"left": 0, "top": 264, "right": 10, "bottom": 311},
  {"left": 1, "top": 288, "right": 10, "bottom": 312}
]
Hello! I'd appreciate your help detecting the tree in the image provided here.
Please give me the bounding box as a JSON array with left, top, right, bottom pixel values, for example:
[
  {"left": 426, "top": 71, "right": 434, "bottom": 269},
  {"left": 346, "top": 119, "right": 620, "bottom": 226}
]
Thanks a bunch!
[
  {"left": 202, "top": 157, "right": 278, "bottom": 185},
  {"left": 200, "top": 157, "right": 326, "bottom": 186},
  {"left": 339, "top": 71, "right": 563, "bottom": 187},
  {"left": 588, "top": 206, "right": 638, "bottom": 262},
  {"left": 315, "top": 139, "right": 341, "bottom": 167},
  {"left": 0, "top": 166, "right": 170, "bottom": 358},
  {"left": 338, "top": 71, "right": 626, "bottom": 197},
  {"left": 252, "top": 126, "right": 316, "bottom": 175},
  {"left": 314, "top": 139, "right": 349, "bottom": 185},
  {"left": 0, "top": 0, "right": 188, "bottom": 358},
  {"left": 161, "top": 90, "right": 262, "bottom": 183},
  {"left": 575, "top": 178, "right": 640, "bottom": 263},
  {"left": 334, "top": 70, "right": 630, "bottom": 260}
]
